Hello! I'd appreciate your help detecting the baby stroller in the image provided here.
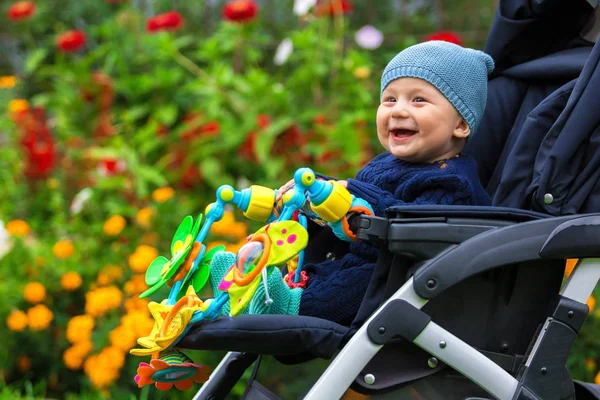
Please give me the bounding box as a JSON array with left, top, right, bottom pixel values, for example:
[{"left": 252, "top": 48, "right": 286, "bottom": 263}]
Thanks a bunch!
[{"left": 176, "top": 1, "right": 600, "bottom": 399}]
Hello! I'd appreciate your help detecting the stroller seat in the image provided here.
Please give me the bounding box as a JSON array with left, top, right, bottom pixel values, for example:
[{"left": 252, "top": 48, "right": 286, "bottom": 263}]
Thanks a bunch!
[{"left": 177, "top": 2, "right": 600, "bottom": 399}]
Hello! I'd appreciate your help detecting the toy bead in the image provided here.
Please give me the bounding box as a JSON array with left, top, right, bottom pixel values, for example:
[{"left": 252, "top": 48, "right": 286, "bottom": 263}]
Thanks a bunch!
[
  {"left": 219, "top": 187, "right": 235, "bottom": 202},
  {"left": 205, "top": 203, "right": 215, "bottom": 215},
  {"left": 300, "top": 170, "right": 315, "bottom": 186},
  {"left": 243, "top": 185, "right": 276, "bottom": 222}
]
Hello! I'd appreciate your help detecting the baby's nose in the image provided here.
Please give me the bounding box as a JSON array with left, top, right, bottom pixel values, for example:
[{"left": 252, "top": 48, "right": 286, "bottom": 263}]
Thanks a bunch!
[{"left": 391, "top": 102, "right": 410, "bottom": 117}]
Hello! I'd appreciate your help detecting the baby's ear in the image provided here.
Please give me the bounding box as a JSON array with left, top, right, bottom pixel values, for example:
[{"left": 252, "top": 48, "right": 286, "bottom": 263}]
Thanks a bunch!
[{"left": 454, "top": 118, "right": 471, "bottom": 139}]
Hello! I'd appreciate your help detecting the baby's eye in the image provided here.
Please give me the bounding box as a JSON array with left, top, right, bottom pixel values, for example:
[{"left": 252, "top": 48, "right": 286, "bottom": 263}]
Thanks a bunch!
[
  {"left": 413, "top": 97, "right": 426, "bottom": 103},
  {"left": 383, "top": 96, "right": 396, "bottom": 103}
]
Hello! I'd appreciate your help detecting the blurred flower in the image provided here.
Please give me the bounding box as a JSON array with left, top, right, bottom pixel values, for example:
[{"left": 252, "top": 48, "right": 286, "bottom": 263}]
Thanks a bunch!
[
  {"left": 596, "top": 371, "right": 600, "bottom": 385},
  {"left": 424, "top": 31, "right": 463, "bottom": 46},
  {"left": 64, "top": 341, "right": 94, "bottom": 369},
  {"left": 588, "top": 295, "right": 596, "bottom": 313},
  {"left": 56, "top": 30, "right": 87, "bottom": 52},
  {"left": 110, "top": 324, "right": 138, "bottom": 351},
  {"left": 53, "top": 239, "right": 75, "bottom": 259},
  {"left": 70, "top": 188, "right": 93, "bottom": 215},
  {"left": 136, "top": 207, "right": 153, "bottom": 228},
  {"left": 315, "top": 0, "right": 353, "bottom": 16},
  {"left": 67, "top": 315, "right": 95, "bottom": 343},
  {"left": 355, "top": 25, "right": 384, "bottom": 49},
  {"left": 0, "top": 220, "right": 10, "bottom": 259},
  {"left": 0, "top": 76, "right": 17, "bottom": 89},
  {"left": 181, "top": 114, "right": 221, "bottom": 141},
  {"left": 211, "top": 210, "right": 248, "bottom": 239},
  {"left": 274, "top": 38, "right": 293, "bottom": 65},
  {"left": 85, "top": 286, "right": 122, "bottom": 317},
  {"left": 141, "top": 232, "right": 159, "bottom": 245},
  {"left": 586, "top": 358, "right": 597, "bottom": 372},
  {"left": 353, "top": 66, "right": 371, "bottom": 80},
  {"left": 103, "top": 215, "right": 126, "bottom": 236},
  {"left": 152, "top": 186, "right": 175, "bottom": 203},
  {"left": 16, "top": 355, "right": 31, "bottom": 372},
  {"left": 124, "top": 274, "right": 149, "bottom": 295},
  {"left": 147, "top": 11, "right": 183, "bottom": 32},
  {"left": 24, "top": 282, "right": 46, "bottom": 303},
  {"left": 27, "top": 304, "right": 54, "bottom": 330},
  {"left": 6, "top": 219, "right": 30, "bottom": 237},
  {"left": 124, "top": 297, "right": 150, "bottom": 313},
  {"left": 84, "top": 353, "right": 121, "bottom": 389},
  {"left": 6, "top": 1, "right": 36, "bottom": 21},
  {"left": 128, "top": 245, "right": 159, "bottom": 273},
  {"left": 101, "top": 346, "right": 126, "bottom": 369},
  {"left": 61, "top": 271, "right": 82, "bottom": 291},
  {"left": 8, "top": 99, "right": 29, "bottom": 114},
  {"left": 223, "top": 0, "right": 258, "bottom": 23},
  {"left": 294, "top": 0, "right": 316, "bottom": 16},
  {"left": 97, "top": 158, "right": 126, "bottom": 177},
  {"left": 97, "top": 265, "right": 123, "bottom": 286},
  {"left": 6, "top": 310, "right": 28, "bottom": 331},
  {"left": 564, "top": 258, "right": 577, "bottom": 277}
]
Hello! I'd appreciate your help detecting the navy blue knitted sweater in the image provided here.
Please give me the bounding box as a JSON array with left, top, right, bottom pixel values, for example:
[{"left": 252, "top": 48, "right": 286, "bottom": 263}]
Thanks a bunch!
[{"left": 299, "top": 152, "right": 491, "bottom": 325}]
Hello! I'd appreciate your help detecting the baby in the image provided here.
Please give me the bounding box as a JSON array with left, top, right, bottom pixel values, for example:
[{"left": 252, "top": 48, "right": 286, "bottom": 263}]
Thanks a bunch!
[{"left": 210, "top": 41, "right": 494, "bottom": 325}]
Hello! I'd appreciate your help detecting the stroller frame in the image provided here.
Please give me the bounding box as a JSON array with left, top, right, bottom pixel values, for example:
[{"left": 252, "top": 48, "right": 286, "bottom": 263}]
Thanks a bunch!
[{"left": 192, "top": 212, "right": 600, "bottom": 400}]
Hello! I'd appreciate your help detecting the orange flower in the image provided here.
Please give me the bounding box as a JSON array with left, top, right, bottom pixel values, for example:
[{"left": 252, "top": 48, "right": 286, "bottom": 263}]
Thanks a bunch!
[
  {"left": 8, "top": 99, "right": 29, "bottom": 114},
  {"left": 128, "top": 245, "right": 158, "bottom": 273},
  {"left": 0, "top": 75, "right": 17, "bottom": 89},
  {"left": 53, "top": 239, "right": 75, "bottom": 259},
  {"left": 564, "top": 258, "right": 578, "bottom": 277},
  {"left": 152, "top": 187, "right": 174, "bottom": 203},
  {"left": 588, "top": 296, "right": 596, "bottom": 313},
  {"left": 61, "top": 271, "right": 82, "bottom": 291},
  {"left": 16, "top": 355, "right": 32, "bottom": 372},
  {"left": 586, "top": 358, "right": 597, "bottom": 372},
  {"left": 109, "top": 325, "right": 137, "bottom": 351},
  {"left": 6, "top": 219, "right": 30, "bottom": 237},
  {"left": 27, "top": 304, "right": 54, "bottom": 330},
  {"left": 136, "top": 207, "right": 153, "bottom": 228},
  {"left": 23, "top": 282, "right": 46, "bottom": 303},
  {"left": 124, "top": 274, "right": 148, "bottom": 295},
  {"left": 141, "top": 232, "right": 159, "bottom": 245},
  {"left": 6, "top": 310, "right": 28, "bottom": 331},
  {"left": 595, "top": 371, "right": 600, "bottom": 385},
  {"left": 63, "top": 341, "right": 93, "bottom": 370},
  {"left": 103, "top": 215, "right": 126, "bottom": 236},
  {"left": 85, "top": 286, "right": 123, "bottom": 317},
  {"left": 66, "top": 315, "right": 95, "bottom": 343}
]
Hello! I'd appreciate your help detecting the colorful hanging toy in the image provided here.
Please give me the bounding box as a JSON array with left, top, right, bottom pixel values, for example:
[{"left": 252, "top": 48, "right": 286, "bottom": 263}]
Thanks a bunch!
[{"left": 129, "top": 167, "right": 374, "bottom": 391}]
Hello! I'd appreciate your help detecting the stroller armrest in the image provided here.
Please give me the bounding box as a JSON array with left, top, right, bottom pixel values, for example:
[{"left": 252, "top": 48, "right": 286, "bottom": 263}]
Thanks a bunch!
[{"left": 411, "top": 214, "right": 600, "bottom": 299}]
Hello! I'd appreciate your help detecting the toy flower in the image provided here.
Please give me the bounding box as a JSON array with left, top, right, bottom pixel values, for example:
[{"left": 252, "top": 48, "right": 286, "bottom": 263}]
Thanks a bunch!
[
  {"left": 152, "top": 187, "right": 175, "bottom": 203},
  {"left": 424, "top": 31, "right": 463, "bottom": 46},
  {"left": 53, "top": 239, "right": 75, "bottom": 259},
  {"left": 103, "top": 215, "right": 126, "bottom": 236},
  {"left": 24, "top": 281, "right": 46, "bottom": 303},
  {"left": 140, "top": 214, "right": 203, "bottom": 298},
  {"left": 6, "top": 219, "right": 30, "bottom": 237},
  {"left": 222, "top": 0, "right": 258, "bottom": 23},
  {"left": 7, "top": 1, "right": 36, "bottom": 21},
  {"left": 355, "top": 25, "right": 384, "bottom": 50},
  {"left": 131, "top": 286, "right": 205, "bottom": 356},
  {"left": 135, "top": 349, "right": 211, "bottom": 390},
  {"left": 56, "top": 30, "right": 87, "bottom": 52},
  {"left": 0, "top": 75, "right": 17, "bottom": 89},
  {"left": 146, "top": 11, "right": 183, "bottom": 32},
  {"left": 6, "top": 310, "right": 28, "bottom": 331},
  {"left": 61, "top": 271, "right": 82, "bottom": 291},
  {"left": 27, "top": 304, "right": 54, "bottom": 330}
]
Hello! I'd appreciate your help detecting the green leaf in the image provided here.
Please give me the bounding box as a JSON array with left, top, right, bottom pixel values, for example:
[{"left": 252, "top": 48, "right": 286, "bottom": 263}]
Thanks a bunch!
[
  {"left": 254, "top": 117, "right": 294, "bottom": 163},
  {"left": 25, "top": 49, "right": 49, "bottom": 74},
  {"left": 154, "top": 104, "right": 179, "bottom": 126}
]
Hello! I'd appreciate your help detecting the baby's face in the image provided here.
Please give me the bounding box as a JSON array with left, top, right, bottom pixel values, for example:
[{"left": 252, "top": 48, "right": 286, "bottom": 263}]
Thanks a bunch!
[{"left": 376, "top": 77, "right": 470, "bottom": 163}]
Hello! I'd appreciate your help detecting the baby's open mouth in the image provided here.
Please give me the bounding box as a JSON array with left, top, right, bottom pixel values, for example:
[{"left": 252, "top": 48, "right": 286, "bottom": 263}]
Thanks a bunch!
[{"left": 391, "top": 129, "right": 417, "bottom": 139}]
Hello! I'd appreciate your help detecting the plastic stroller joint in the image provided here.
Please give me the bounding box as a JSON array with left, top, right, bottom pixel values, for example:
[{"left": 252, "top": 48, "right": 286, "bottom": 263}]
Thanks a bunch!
[
  {"left": 547, "top": 294, "right": 589, "bottom": 333},
  {"left": 366, "top": 300, "right": 431, "bottom": 345}
]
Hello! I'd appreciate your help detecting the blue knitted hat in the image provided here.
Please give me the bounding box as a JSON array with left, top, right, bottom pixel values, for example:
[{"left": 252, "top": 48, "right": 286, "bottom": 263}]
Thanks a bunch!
[{"left": 380, "top": 41, "right": 494, "bottom": 135}]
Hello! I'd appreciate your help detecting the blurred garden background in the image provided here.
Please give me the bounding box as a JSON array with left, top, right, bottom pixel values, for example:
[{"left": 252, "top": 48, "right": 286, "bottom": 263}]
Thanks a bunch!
[{"left": 2, "top": 0, "right": 600, "bottom": 399}]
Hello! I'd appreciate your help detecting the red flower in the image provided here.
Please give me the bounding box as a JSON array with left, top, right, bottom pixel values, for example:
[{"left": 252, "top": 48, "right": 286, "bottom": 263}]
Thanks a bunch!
[
  {"left": 181, "top": 113, "right": 221, "bottom": 142},
  {"left": 240, "top": 115, "right": 270, "bottom": 161},
  {"left": 222, "top": 0, "right": 258, "bottom": 23},
  {"left": 56, "top": 30, "right": 87, "bottom": 52},
  {"left": 424, "top": 31, "right": 463, "bottom": 46},
  {"left": 7, "top": 1, "right": 36, "bottom": 21},
  {"left": 16, "top": 107, "right": 56, "bottom": 179},
  {"left": 315, "top": 0, "right": 352, "bottom": 17},
  {"left": 97, "top": 158, "right": 126, "bottom": 177},
  {"left": 146, "top": 11, "right": 183, "bottom": 33}
]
